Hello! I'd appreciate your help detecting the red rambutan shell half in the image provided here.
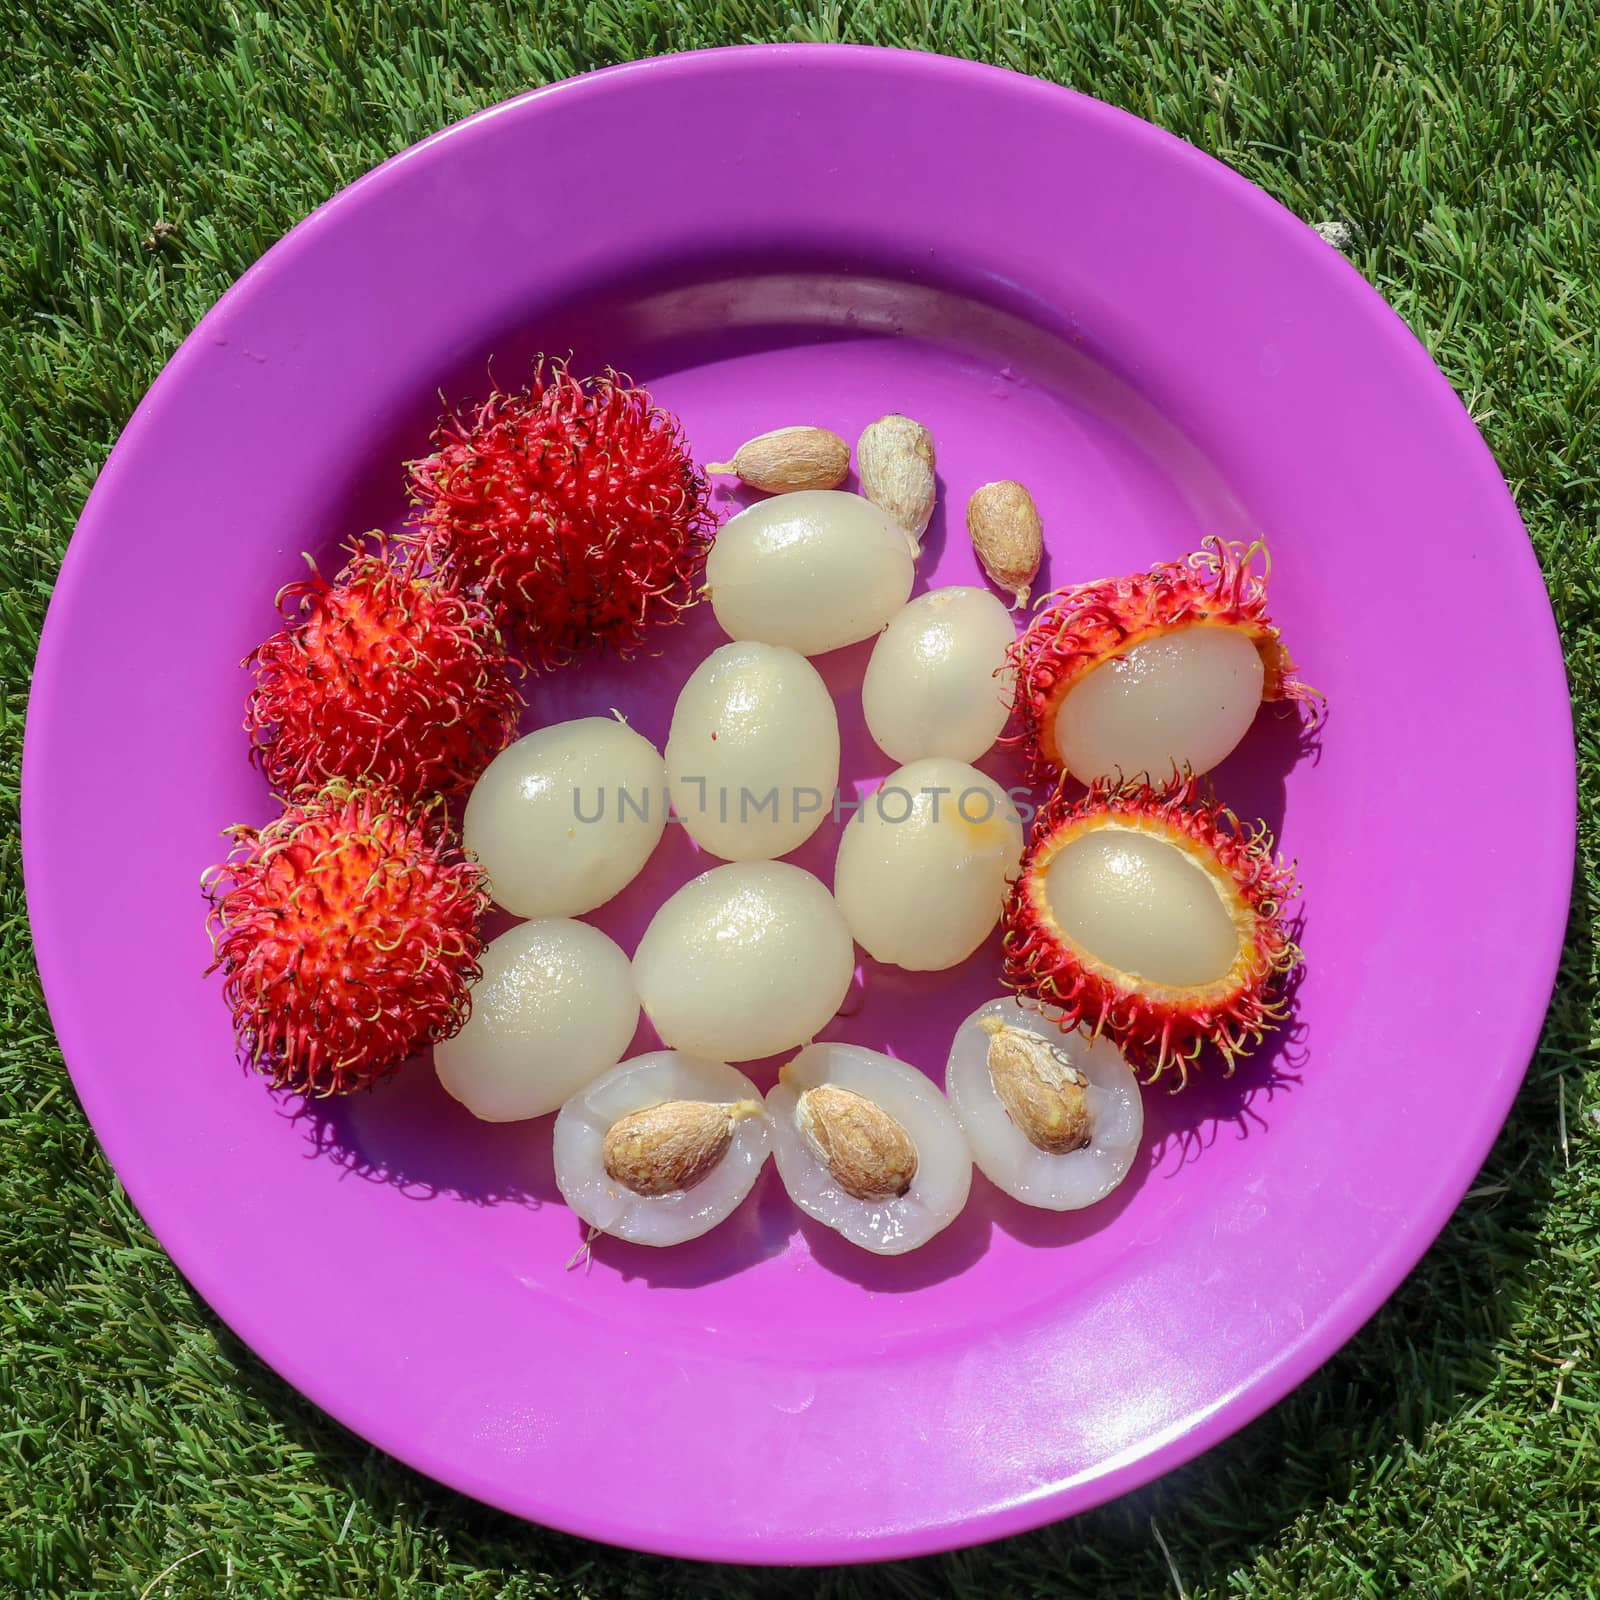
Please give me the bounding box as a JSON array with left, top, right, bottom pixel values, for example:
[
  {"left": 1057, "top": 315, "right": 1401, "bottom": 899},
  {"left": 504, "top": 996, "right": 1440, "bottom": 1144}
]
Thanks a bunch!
[
  {"left": 244, "top": 537, "right": 522, "bottom": 800},
  {"left": 202, "top": 782, "right": 491, "bottom": 1096},
  {"left": 1009, "top": 538, "right": 1319, "bottom": 776},
  {"left": 405, "top": 362, "right": 714, "bottom": 669},
  {"left": 1002, "top": 770, "right": 1302, "bottom": 1084}
]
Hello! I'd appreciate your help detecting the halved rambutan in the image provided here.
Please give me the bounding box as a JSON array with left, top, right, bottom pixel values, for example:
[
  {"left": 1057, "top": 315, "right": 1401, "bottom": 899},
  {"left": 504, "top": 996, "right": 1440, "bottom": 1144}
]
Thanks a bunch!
[
  {"left": 405, "top": 362, "right": 714, "bottom": 669},
  {"left": 243, "top": 537, "right": 522, "bottom": 800},
  {"left": 203, "top": 782, "right": 491, "bottom": 1096},
  {"left": 1002, "top": 770, "right": 1301, "bottom": 1084},
  {"left": 1009, "top": 538, "right": 1319, "bottom": 783}
]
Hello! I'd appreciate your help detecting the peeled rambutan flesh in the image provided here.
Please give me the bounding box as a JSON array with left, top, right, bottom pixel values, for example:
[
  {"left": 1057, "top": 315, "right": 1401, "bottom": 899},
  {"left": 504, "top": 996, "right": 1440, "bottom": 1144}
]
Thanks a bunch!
[
  {"left": 1002, "top": 771, "right": 1301, "bottom": 1083},
  {"left": 405, "top": 362, "right": 713, "bottom": 669},
  {"left": 1010, "top": 538, "right": 1319, "bottom": 783},
  {"left": 244, "top": 537, "right": 521, "bottom": 800},
  {"left": 203, "top": 782, "right": 491, "bottom": 1096}
]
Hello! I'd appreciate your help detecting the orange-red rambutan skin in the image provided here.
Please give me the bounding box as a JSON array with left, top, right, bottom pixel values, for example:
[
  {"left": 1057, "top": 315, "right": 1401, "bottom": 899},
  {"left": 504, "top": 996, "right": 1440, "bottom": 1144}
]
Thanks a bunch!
[
  {"left": 1009, "top": 538, "right": 1317, "bottom": 776},
  {"left": 203, "top": 783, "right": 491, "bottom": 1096},
  {"left": 244, "top": 539, "right": 521, "bottom": 800},
  {"left": 405, "top": 363, "right": 714, "bottom": 669},
  {"left": 1002, "top": 770, "right": 1301, "bottom": 1084}
]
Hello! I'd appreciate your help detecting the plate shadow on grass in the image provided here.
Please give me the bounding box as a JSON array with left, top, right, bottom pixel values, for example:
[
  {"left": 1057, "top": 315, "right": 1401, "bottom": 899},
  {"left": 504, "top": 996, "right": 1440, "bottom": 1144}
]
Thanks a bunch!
[
  {"left": 690, "top": 894, "right": 1589, "bottom": 1599},
  {"left": 199, "top": 1021, "right": 1565, "bottom": 1600},
  {"left": 201, "top": 884, "right": 1575, "bottom": 1600}
]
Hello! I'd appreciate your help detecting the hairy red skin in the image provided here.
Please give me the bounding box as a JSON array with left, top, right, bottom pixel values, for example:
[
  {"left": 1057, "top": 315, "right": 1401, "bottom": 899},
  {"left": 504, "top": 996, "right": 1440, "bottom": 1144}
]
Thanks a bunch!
[
  {"left": 1009, "top": 538, "right": 1319, "bottom": 776},
  {"left": 1002, "top": 770, "right": 1301, "bottom": 1084},
  {"left": 203, "top": 783, "right": 491, "bottom": 1096},
  {"left": 244, "top": 538, "right": 522, "bottom": 800},
  {"left": 405, "top": 363, "right": 714, "bottom": 669}
]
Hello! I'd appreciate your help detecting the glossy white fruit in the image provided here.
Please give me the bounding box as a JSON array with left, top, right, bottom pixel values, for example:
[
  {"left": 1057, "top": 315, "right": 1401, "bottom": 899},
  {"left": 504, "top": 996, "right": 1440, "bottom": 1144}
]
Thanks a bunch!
[
  {"left": 633, "top": 862, "right": 854, "bottom": 1062},
  {"left": 705, "top": 490, "right": 915, "bottom": 655},
  {"left": 1054, "top": 624, "right": 1265, "bottom": 783},
  {"left": 862, "top": 587, "right": 1015, "bottom": 763},
  {"left": 553, "top": 1052, "right": 771, "bottom": 1246},
  {"left": 833, "top": 757, "right": 1023, "bottom": 970},
  {"left": 1043, "top": 824, "right": 1239, "bottom": 986},
  {"left": 665, "top": 641, "right": 840, "bottom": 860},
  {"left": 434, "top": 919, "right": 638, "bottom": 1122},
  {"left": 768, "top": 1043, "right": 971, "bottom": 1255},
  {"left": 945, "top": 997, "right": 1144, "bottom": 1210},
  {"left": 464, "top": 716, "right": 666, "bottom": 918}
]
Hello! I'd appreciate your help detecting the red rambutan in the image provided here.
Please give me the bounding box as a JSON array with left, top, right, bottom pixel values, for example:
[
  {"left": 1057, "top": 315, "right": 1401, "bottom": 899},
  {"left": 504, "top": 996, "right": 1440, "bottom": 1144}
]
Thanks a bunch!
[
  {"left": 244, "top": 537, "right": 522, "bottom": 800},
  {"left": 203, "top": 782, "right": 492, "bottom": 1096},
  {"left": 1009, "top": 538, "right": 1320, "bottom": 782},
  {"left": 1002, "top": 770, "right": 1301, "bottom": 1084},
  {"left": 405, "top": 362, "right": 714, "bottom": 669}
]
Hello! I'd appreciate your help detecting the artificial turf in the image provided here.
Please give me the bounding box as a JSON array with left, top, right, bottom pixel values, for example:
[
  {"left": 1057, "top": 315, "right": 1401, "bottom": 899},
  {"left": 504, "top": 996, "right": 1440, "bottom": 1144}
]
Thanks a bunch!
[{"left": 2, "top": 3, "right": 1597, "bottom": 1596}]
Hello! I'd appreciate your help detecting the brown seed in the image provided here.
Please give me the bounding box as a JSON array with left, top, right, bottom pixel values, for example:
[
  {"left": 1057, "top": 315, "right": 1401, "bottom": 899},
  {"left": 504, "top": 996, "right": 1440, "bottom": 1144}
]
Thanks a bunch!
[
  {"left": 602, "top": 1098, "right": 762, "bottom": 1197},
  {"left": 856, "top": 414, "right": 936, "bottom": 556},
  {"left": 981, "top": 1018, "right": 1093, "bottom": 1153},
  {"left": 705, "top": 426, "right": 850, "bottom": 493},
  {"left": 966, "top": 480, "right": 1043, "bottom": 609},
  {"left": 795, "top": 1083, "right": 918, "bottom": 1202}
]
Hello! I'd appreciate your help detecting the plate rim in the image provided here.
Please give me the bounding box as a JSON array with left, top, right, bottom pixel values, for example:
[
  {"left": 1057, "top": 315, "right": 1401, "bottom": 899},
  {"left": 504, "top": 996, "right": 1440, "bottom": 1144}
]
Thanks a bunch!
[{"left": 21, "top": 42, "right": 1577, "bottom": 1564}]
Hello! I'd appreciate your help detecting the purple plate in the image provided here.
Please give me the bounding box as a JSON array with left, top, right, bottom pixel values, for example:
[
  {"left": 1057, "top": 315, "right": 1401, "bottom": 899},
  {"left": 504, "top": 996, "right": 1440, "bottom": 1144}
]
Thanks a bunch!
[{"left": 22, "top": 45, "right": 1575, "bottom": 1563}]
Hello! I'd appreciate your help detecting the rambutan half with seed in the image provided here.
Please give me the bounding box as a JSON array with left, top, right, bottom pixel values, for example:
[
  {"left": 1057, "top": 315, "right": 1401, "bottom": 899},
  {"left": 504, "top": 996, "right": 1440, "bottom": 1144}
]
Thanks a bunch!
[
  {"left": 244, "top": 537, "right": 521, "bottom": 800},
  {"left": 1002, "top": 770, "right": 1301, "bottom": 1084},
  {"left": 405, "top": 362, "right": 714, "bottom": 669},
  {"left": 1009, "top": 538, "right": 1320, "bottom": 783},
  {"left": 203, "top": 782, "right": 491, "bottom": 1096}
]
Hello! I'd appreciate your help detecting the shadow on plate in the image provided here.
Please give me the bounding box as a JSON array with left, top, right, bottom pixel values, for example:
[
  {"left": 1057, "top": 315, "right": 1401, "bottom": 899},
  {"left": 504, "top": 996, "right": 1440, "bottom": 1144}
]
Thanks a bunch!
[
  {"left": 789, "top": 1185, "right": 994, "bottom": 1293},
  {"left": 1208, "top": 695, "right": 1325, "bottom": 844},
  {"left": 1141, "top": 930, "right": 1311, "bottom": 1177},
  {"left": 286, "top": 1056, "right": 561, "bottom": 1208},
  {"left": 574, "top": 1164, "right": 799, "bottom": 1289}
]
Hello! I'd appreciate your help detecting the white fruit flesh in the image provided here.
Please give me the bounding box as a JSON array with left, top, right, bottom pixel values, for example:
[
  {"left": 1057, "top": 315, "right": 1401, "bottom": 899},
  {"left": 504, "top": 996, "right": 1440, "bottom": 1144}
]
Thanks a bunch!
[
  {"left": 1043, "top": 825, "right": 1238, "bottom": 986},
  {"left": 945, "top": 997, "right": 1144, "bottom": 1211},
  {"left": 464, "top": 717, "right": 666, "bottom": 918},
  {"left": 833, "top": 757, "right": 1023, "bottom": 971},
  {"left": 633, "top": 862, "right": 855, "bottom": 1062},
  {"left": 706, "top": 490, "right": 915, "bottom": 655},
  {"left": 552, "top": 1052, "right": 771, "bottom": 1246},
  {"left": 665, "top": 641, "right": 840, "bottom": 860},
  {"left": 434, "top": 919, "right": 638, "bottom": 1121},
  {"left": 1053, "top": 624, "right": 1265, "bottom": 783},
  {"left": 862, "top": 586, "right": 1015, "bottom": 764},
  {"left": 768, "top": 1043, "right": 971, "bottom": 1255}
]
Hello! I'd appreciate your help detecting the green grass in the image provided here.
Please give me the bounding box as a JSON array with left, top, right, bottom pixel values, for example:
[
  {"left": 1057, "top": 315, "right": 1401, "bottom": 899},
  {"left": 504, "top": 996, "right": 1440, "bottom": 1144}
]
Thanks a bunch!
[{"left": 2, "top": 2, "right": 1597, "bottom": 1596}]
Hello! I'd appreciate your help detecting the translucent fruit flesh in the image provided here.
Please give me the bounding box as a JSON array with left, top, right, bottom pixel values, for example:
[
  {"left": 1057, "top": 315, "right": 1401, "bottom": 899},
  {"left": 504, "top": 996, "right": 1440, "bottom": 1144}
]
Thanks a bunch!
[
  {"left": 632, "top": 862, "right": 854, "bottom": 1062},
  {"left": 434, "top": 918, "right": 639, "bottom": 1121},
  {"left": 944, "top": 997, "right": 1144, "bottom": 1211},
  {"left": 1053, "top": 624, "right": 1265, "bottom": 783},
  {"left": 1042, "top": 825, "right": 1239, "bottom": 987},
  {"left": 705, "top": 490, "right": 915, "bottom": 655},
  {"left": 862, "top": 586, "right": 1015, "bottom": 764},
  {"left": 552, "top": 1052, "right": 771, "bottom": 1246},
  {"left": 665, "top": 640, "right": 840, "bottom": 860},
  {"left": 463, "top": 717, "right": 666, "bottom": 918}
]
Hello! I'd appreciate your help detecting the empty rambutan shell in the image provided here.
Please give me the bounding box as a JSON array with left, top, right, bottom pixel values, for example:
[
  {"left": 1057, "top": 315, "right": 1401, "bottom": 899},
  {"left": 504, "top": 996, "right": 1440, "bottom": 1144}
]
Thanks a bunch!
[
  {"left": 202, "top": 781, "right": 491, "bottom": 1096},
  {"left": 1001, "top": 770, "right": 1302, "bottom": 1084},
  {"left": 244, "top": 536, "right": 522, "bottom": 800},
  {"left": 405, "top": 361, "right": 714, "bottom": 669},
  {"left": 1009, "top": 537, "right": 1319, "bottom": 783}
]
